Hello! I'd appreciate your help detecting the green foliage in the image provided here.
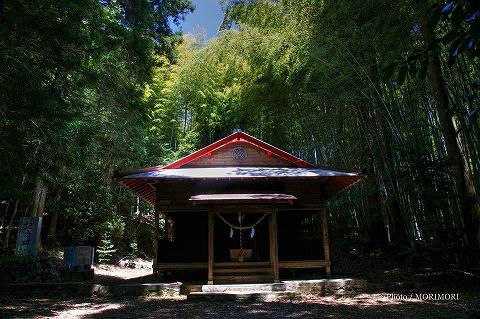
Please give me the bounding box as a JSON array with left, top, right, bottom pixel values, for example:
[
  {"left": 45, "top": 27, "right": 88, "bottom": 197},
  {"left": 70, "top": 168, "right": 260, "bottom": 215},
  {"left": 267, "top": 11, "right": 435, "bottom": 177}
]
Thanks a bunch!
[
  {"left": 1, "top": 0, "right": 480, "bottom": 260},
  {"left": 431, "top": 0, "right": 480, "bottom": 60},
  {"left": 0, "top": 0, "right": 192, "bottom": 253},
  {"left": 129, "top": 241, "right": 139, "bottom": 258},
  {"left": 96, "top": 233, "right": 117, "bottom": 264},
  {"left": 0, "top": 256, "right": 61, "bottom": 283},
  {"left": 146, "top": 0, "right": 480, "bottom": 252}
]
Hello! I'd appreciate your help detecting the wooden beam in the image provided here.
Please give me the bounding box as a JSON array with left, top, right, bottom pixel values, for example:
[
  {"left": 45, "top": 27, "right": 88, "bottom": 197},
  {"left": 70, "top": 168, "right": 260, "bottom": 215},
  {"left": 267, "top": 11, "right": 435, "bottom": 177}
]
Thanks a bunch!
[
  {"left": 320, "top": 207, "right": 332, "bottom": 276},
  {"left": 269, "top": 210, "right": 280, "bottom": 282},
  {"left": 279, "top": 260, "right": 331, "bottom": 269},
  {"left": 156, "top": 206, "right": 208, "bottom": 213},
  {"left": 208, "top": 210, "right": 214, "bottom": 284},
  {"left": 214, "top": 261, "right": 270, "bottom": 267},
  {"left": 189, "top": 193, "right": 297, "bottom": 205},
  {"left": 154, "top": 262, "right": 208, "bottom": 270},
  {"left": 155, "top": 203, "right": 328, "bottom": 213},
  {"left": 153, "top": 200, "right": 160, "bottom": 278}
]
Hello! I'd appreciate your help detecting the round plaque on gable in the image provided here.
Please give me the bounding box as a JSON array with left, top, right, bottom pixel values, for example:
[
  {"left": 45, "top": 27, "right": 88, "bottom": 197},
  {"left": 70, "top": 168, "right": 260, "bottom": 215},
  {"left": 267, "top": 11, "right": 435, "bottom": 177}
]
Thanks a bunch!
[{"left": 231, "top": 147, "right": 248, "bottom": 162}]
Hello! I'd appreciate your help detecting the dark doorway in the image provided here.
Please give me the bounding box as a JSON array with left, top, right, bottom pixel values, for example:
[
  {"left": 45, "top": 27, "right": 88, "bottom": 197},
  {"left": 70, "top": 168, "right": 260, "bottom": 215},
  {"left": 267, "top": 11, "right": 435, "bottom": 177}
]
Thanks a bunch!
[
  {"left": 277, "top": 211, "right": 323, "bottom": 261},
  {"left": 157, "top": 212, "right": 208, "bottom": 263},
  {"left": 214, "top": 212, "right": 270, "bottom": 262}
]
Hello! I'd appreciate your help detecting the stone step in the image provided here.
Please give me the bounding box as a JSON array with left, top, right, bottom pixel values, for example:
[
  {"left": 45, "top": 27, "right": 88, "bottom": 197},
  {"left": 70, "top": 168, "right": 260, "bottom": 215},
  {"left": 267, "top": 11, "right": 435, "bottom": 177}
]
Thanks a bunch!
[
  {"left": 0, "top": 282, "right": 182, "bottom": 297},
  {"left": 283, "top": 278, "right": 368, "bottom": 295},
  {"left": 187, "top": 291, "right": 298, "bottom": 302},
  {"left": 202, "top": 282, "right": 286, "bottom": 293}
]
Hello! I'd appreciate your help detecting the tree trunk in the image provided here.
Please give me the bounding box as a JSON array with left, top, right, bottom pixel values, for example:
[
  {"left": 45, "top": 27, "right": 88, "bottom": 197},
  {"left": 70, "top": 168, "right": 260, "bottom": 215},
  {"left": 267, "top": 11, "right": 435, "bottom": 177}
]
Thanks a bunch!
[
  {"left": 3, "top": 200, "right": 20, "bottom": 250},
  {"left": 363, "top": 52, "right": 410, "bottom": 247},
  {"left": 356, "top": 103, "right": 390, "bottom": 247},
  {"left": 375, "top": 109, "right": 409, "bottom": 246},
  {"left": 1, "top": 200, "right": 10, "bottom": 230},
  {"left": 47, "top": 187, "right": 62, "bottom": 246},
  {"left": 31, "top": 175, "right": 47, "bottom": 217},
  {"left": 418, "top": 0, "right": 480, "bottom": 251}
]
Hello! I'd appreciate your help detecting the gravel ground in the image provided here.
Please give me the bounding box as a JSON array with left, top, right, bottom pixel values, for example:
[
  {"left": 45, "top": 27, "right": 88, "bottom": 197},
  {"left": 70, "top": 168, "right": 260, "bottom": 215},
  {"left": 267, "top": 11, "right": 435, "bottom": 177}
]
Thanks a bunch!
[
  {"left": 1, "top": 292, "right": 479, "bottom": 319},
  {"left": 3, "top": 264, "right": 479, "bottom": 318}
]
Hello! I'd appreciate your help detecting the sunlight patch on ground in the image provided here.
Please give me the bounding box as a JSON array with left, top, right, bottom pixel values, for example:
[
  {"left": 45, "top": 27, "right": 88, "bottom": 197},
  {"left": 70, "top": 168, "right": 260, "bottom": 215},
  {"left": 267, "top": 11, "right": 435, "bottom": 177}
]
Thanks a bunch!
[
  {"left": 93, "top": 262, "right": 152, "bottom": 280},
  {"left": 50, "top": 302, "right": 124, "bottom": 319},
  {"left": 1, "top": 293, "right": 477, "bottom": 319}
]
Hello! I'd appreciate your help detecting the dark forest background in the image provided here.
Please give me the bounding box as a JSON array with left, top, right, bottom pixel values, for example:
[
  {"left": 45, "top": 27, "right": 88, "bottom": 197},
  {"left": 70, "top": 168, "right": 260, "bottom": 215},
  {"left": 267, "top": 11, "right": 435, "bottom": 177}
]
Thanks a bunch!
[{"left": 1, "top": 0, "right": 479, "bottom": 268}]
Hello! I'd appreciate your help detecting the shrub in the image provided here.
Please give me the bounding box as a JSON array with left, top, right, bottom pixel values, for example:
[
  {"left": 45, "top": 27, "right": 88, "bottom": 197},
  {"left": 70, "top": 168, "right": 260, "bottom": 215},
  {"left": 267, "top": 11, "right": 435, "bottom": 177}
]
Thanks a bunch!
[{"left": 0, "top": 255, "right": 61, "bottom": 283}]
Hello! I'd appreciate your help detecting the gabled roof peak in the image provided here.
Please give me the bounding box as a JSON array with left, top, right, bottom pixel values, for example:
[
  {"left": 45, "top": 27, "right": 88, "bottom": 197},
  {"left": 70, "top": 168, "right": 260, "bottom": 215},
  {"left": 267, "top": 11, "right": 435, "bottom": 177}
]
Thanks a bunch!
[{"left": 162, "top": 131, "right": 314, "bottom": 169}]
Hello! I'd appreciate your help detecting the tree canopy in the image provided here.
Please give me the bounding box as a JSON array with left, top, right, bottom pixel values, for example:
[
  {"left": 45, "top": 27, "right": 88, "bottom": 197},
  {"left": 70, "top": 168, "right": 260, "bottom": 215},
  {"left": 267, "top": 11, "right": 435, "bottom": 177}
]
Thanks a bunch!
[{"left": 1, "top": 0, "right": 479, "bottom": 264}]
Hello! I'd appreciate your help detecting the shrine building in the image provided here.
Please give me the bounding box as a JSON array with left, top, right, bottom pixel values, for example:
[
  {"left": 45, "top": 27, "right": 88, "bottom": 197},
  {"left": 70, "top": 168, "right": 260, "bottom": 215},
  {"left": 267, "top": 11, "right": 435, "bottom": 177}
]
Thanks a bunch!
[{"left": 117, "top": 131, "right": 363, "bottom": 284}]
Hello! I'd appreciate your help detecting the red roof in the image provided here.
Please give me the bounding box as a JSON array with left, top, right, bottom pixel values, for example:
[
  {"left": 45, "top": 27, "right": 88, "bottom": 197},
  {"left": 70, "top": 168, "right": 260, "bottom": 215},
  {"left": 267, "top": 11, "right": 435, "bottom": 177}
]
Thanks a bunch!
[
  {"left": 117, "top": 132, "right": 363, "bottom": 205},
  {"left": 135, "top": 131, "right": 314, "bottom": 172}
]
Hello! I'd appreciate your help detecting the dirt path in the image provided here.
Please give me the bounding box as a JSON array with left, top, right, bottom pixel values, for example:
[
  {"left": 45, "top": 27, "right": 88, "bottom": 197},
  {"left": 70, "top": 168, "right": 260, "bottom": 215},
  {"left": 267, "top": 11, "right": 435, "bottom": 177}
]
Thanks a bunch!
[
  {"left": 3, "top": 263, "right": 479, "bottom": 318},
  {"left": 92, "top": 264, "right": 155, "bottom": 284},
  {"left": 2, "top": 293, "right": 479, "bottom": 319}
]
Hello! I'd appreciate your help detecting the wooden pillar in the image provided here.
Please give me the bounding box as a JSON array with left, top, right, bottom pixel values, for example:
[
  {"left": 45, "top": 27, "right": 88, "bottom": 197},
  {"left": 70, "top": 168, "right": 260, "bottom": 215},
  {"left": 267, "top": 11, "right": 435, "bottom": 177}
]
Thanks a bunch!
[
  {"left": 153, "top": 202, "right": 160, "bottom": 278},
  {"left": 207, "top": 210, "right": 214, "bottom": 284},
  {"left": 320, "top": 207, "right": 332, "bottom": 276},
  {"left": 269, "top": 210, "right": 280, "bottom": 283}
]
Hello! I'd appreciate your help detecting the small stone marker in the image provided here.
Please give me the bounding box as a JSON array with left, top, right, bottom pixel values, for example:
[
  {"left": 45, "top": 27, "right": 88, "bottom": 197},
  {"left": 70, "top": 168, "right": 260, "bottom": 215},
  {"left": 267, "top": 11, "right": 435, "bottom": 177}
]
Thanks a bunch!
[
  {"left": 64, "top": 246, "right": 95, "bottom": 271},
  {"left": 15, "top": 217, "right": 42, "bottom": 256}
]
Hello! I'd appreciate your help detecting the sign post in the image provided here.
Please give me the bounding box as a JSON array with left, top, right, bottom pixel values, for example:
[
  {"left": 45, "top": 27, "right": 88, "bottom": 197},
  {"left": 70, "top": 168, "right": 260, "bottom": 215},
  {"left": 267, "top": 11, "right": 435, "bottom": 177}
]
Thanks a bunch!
[
  {"left": 15, "top": 217, "right": 42, "bottom": 256},
  {"left": 63, "top": 246, "right": 95, "bottom": 280},
  {"left": 64, "top": 246, "right": 95, "bottom": 271}
]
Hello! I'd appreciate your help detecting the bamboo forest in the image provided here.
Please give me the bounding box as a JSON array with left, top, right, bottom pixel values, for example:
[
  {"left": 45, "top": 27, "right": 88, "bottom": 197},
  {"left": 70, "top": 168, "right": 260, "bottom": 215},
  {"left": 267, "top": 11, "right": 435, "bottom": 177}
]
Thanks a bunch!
[{"left": 1, "top": 1, "right": 480, "bottom": 318}]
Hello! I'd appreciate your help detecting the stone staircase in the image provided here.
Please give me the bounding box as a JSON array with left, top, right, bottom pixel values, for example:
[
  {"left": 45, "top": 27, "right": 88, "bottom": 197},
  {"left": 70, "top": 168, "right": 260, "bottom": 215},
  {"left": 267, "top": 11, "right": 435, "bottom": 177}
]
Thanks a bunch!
[
  {"left": 186, "top": 278, "right": 368, "bottom": 301},
  {"left": 187, "top": 282, "right": 297, "bottom": 302}
]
